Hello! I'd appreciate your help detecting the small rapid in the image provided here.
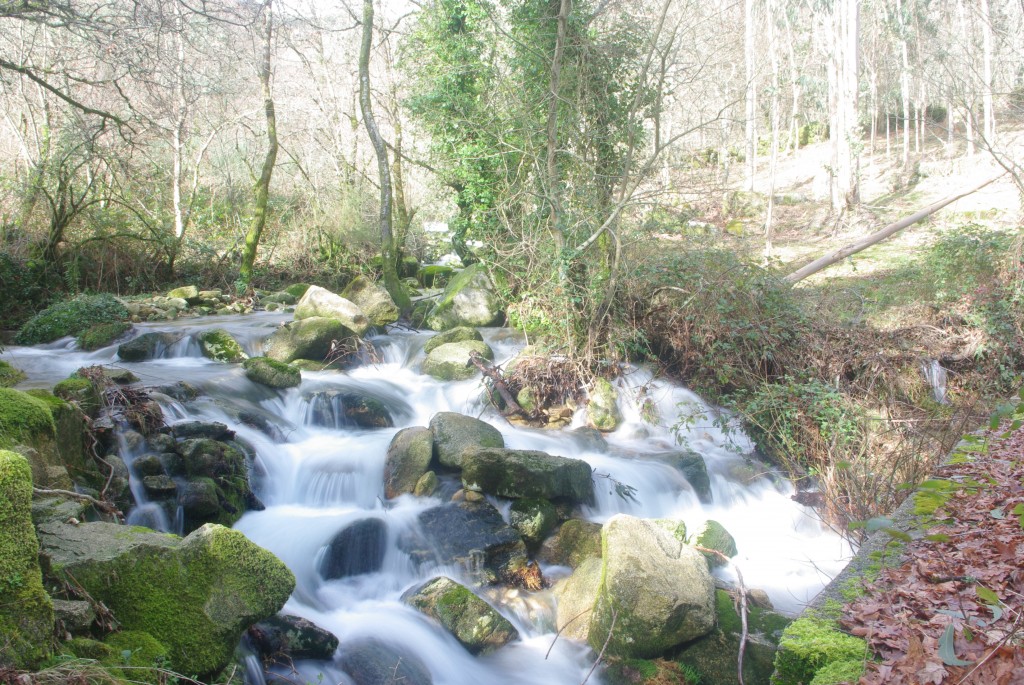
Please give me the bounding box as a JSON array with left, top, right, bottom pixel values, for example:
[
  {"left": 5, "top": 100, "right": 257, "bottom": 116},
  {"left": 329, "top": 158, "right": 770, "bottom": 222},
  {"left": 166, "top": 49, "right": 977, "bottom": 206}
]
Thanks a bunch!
[{"left": 3, "top": 313, "right": 852, "bottom": 684}]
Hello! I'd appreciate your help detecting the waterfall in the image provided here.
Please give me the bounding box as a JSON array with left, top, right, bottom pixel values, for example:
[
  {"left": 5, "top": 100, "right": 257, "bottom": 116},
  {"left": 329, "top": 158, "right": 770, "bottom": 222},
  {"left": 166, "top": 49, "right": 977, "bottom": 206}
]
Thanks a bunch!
[{"left": 3, "top": 314, "right": 852, "bottom": 685}]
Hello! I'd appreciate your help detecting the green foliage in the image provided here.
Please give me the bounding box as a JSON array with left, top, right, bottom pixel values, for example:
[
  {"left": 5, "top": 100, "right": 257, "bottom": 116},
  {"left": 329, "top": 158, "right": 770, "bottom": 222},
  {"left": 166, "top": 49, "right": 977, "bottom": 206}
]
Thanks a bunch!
[
  {"left": 77, "top": 321, "right": 132, "bottom": 351},
  {"left": 16, "top": 294, "right": 129, "bottom": 345},
  {"left": 773, "top": 618, "right": 866, "bottom": 685},
  {"left": 0, "top": 252, "right": 43, "bottom": 330},
  {"left": 0, "top": 361, "right": 26, "bottom": 388},
  {"left": 923, "top": 223, "right": 1012, "bottom": 303}
]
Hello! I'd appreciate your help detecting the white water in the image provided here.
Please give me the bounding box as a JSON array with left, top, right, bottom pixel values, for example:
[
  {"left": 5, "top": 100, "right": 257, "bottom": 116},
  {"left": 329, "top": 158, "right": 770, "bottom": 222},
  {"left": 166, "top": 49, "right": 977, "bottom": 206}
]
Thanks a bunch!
[{"left": 3, "top": 313, "right": 852, "bottom": 684}]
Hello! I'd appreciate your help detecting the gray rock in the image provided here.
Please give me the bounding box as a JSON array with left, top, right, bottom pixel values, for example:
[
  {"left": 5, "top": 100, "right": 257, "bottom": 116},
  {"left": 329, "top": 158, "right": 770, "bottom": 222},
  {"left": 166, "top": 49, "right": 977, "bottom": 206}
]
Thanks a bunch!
[
  {"left": 588, "top": 514, "right": 716, "bottom": 658},
  {"left": 383, "top": 427, "right": 433, "bottom": 499},
  {"left": 429, "top": 412, "right": 504, "bottom": 469},
  {"left": 305, "top": 391, "right": 395, "bottom": 429},
  {"left": 319, "top": 518, "right": 387, "bottom": 580},
  {"left": 341, "top": 276, "right": 399, "bottom": 327},
  {"left": 403, "top": 576, "right": 519, "bottom": 655},
  {"left": 249, "top": 614, "right": 339, "bottom": 661},
  {"left": 52, "top": 599, "right": 96, "bottom": 634},
  {"left": 294, "top": 286, "right": 370, "bottom": 336},
  {"left": 171, "top": 421, "right": 234, "bottom": 441},
  {"left": 538, "top": 519, "right": 603, "bottom": 568},
  {"left": 461, "top": 448, "right": 594, "bottom": 505},
  {"left": 508, "top": 498, "right": 558, "bottom": 546},
  {"left": 421, "top": 340, "right": 494, "bottom": 381},
  {"left": 553, "top": 557, "right": 603, "bottom": 642},
  {"left": 423, "top": 326, "right": 483, "bottom": 355},
  {"left": 414, "top": 471, "right": 439, "bottom": 497},
  {"left": 425, "top": 264, "right": 503, "bottom": 330},
  {"left": 197, "top": 329, "right": 247, "bottom": 363},
  {"left": 265, "top": 317, "right": 358, "bottom": 364},
  {"left": 117, "top": 332, "right": 180, "bottom": 361},
  {"left": 339, "top": 638, "right": 432, "bottom": 685}
]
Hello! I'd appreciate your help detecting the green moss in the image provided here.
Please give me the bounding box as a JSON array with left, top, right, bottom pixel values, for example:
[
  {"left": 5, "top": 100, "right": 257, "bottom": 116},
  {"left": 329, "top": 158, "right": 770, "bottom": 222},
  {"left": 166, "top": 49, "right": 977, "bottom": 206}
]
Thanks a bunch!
[
  {"left": 285, "top": 283, "right": 311, "bottom": 298},
  {"left": 60, "top": 637, "right": 115, "bottom": 661},
  {"left": 603, "top": 658, "right": 695, "bottom": 685},
  {"left": 694, "top": 520, "right": 738, "bottom": 567},
  {"left": 0, "top": 361, "right": 26, "bottom": 388},
  {"left": 77, "top": 322, "right": 132, "bottom": 351},
  {"left": 197, "top": 329, "right": 247, "bottom": 363},
  {"left": 102, "top": 631, "right": 169, "bottom": 684},
  {"left": 16, "top": 294, "right": 128, "bottom": 345},
  {"left": 808, "top": 659, "right": 865, "bottom": 685},
  {"left": 715, "top": 589, "right": 790, "bottom": 639},
  {"left": 0, "top": 387, "right": 56, "bottom": 449},
  {"left": 772, "top": 618, "right": 866, "bottom": 685},
  {"left": 0, "top": 450, "right": 55, "bottom": 669},
  {"left": 242, "top": 356, "right": 301, "bottom": 389}
]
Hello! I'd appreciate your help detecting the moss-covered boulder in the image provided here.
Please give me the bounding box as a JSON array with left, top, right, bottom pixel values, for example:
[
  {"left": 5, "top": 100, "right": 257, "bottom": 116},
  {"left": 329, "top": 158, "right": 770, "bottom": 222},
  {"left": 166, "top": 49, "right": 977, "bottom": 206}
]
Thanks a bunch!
[
  {"left": 694, "top": 519, "right": 738, "bottom": 568},
  {"left": 587, "top": 377, "right": 622, "bottom": 432},
  {"left": 0, "top": 361, "right": 25, "bottom": 388},
  {"left": 167, "top": 285, "right": 200, "bottom": 302},
  {"left": 423, "top": 326, "right": 483, "bottom": 354},
  {"left": 589, "top": 514, "right": 716, "bottom": 658},
  {"left": 414, "top": 471, "right": 438, "bottom": 497},
  {"left": 539, "top": 519, "right": 603, "bottom": 568},
  {"left": 265, "top": 316, "right": 357, "bottom": 364},
  {"left": 771, "top": 618, "right": 867, "bottom": 685},
  {"left": 77, "top": 321, "right": 132, "bottom": 351},
  {"left": 306, "top": 391, "right": 394, "bottom": 429},
  {"left": 429, "top": 412, "right": 504, "bottom": 469},
  {"left": 341, "top": 275, "right": 399, "bottom": 326},
  {"left": 417, "top": 264, "right": 454, "bottom": 288},
  {"left": 665, "top": 450, "right": 712, "bottom": 504},
  {"left": 285, "top": 283, "right": 311, "bottom": 298},
  {"left": 53, "top": 376, "right": 103, "bottom": 417},
  {"left": 294, "top": 286, "right": 370, "bottom": 336},
  {"left": 16, "top": 294, "right": 128, "bottom": 345},
  {"left": 383, "top": 426, "right": 434, "bottom": 499},
  {"left": 0, "top": 388, "right": 75, "bottom": 488},
  {"left": 422, "top": 340, "right": 494, "bottom": 381},
  {"left": 198, "top": 329, "right": 247, "bottom": 363},
  {"left": 103, "top": 631, "right": 169, "bottom": 683},
  {"left": 403, "top": 576, "right": 519, "bottom": 655},
  {"left": 118, "top": 332, "right": 181, "bottom": 362},
  {"left": 37, "top": 521, "right": 295, "bottom": 678},
  {"left": 508, "top": 498, "right": 558, "bottom": 546},
  {"left": 243, "top": 357, "right": 301, "bottom": 389},
  {"left": 176, "top": 437, "right": 256, "bottom": 531},
  {"left": 400, "top": 255, "right": 421, "bottom": 278},
  {"left": 402, "top": 501, "right": 529, "bottom": 586},
  {"left": 425, "top": 264, "right": 503, "bottom": 331},
  {"left": 461, "top": 448, "right": 595, "bottom": 505},
  {"left": 0, "top": 450, "right": 55, "bottom": 669}
]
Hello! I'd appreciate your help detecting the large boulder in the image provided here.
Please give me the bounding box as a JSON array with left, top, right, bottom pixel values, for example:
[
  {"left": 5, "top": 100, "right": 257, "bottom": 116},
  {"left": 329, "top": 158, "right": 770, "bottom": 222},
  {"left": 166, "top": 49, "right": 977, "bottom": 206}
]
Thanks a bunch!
[
  {"left": 243, "top": 357, "right": 301, "bottom": 389},
  {"left": 265, "top": 317, "right": 358, "bottom": 364},
  {"left": 0, "top": 450, "right": 54, "bottom": 669},
  {"left": 587, "top": 377, "right": 622, "bottom": 432},
  {"left": 166, "top": 285, "right": 200, "bottom": 302},
  {"left": 538, "top": 519, "right": 603, "bottom": 568},
  {"left": 659, "top": 450, "right": 713, "bottom": 504},
  {"left": 339, "top": 638, "right": 432, "bottom": 685},
  {"left": 0, "top": 388, "right": 72, "bottom": 489},
  {"left": 401, "top": 501, "right": 530, "bottom": 586},
  {"left": 403, "top": 576, "right": 519, "bottom": 655},
  {"left": 383, "top": 427, "right": 434, "bottom": 499},
  {"left": 176, "top": 437, "right": 258, "bottom": 531},
  {"left": 429, "top": 412, "right": 504, "bottom": 469},
  {"left": 118, "top": 332, "right": 181, "bottom": 361},
  {"left": 341, "top": 276, "right": 399, "bottom": 326},
  {"left": 694, "top": 519, "right": 738, "bottom": 568},
  {"left": 37, "top": 521, "right": 295, "bottom": 678},
  {"left": 197, "top": 329, "right": 247, "bottom": 363},
  {"left": 588, "top": 515, "right": 716, "bottom": 658},
  {"left": 461, "top": 448, "right": 594, "bottom": 505},
  {"left": 425, "top": 264, "right": 503, "bottom": 331},
  {"left": 422, "top": 340, "right": 494, "bottom": 381},
  {"left": 422, "top": 326, "right": 483, "bottom": 355},
  {"left": 319, "top": 518, "right": 387, "bottom": 580},
  {"left": 294, "top": 285, "right": 371, "bottom": 336}
]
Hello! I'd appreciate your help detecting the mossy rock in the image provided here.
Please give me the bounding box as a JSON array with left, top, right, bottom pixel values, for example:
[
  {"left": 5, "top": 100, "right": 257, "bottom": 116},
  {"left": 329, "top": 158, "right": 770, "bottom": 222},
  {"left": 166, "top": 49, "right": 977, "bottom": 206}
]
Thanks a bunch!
[
  {"left": 16, "top": 294, "right": 128, "bottom": 345},
  {"left": 694, "top": 519, "right": 737, "bottom": 567},
  {"left": 772, "top": 618, "right": 867, "bottom": 685},
  {"left": 0, "top": 361, "right": 26, "bottom": 388},
  {"left": 587, "top": 377, "right": 622, "bottom": 432},
  {"left": 508, "top": 498, "right": 558, "bottom": 546},
  {"left": 77, "top": 321, "right": 132, "bottom": 351},
  {"left": 399, "top": 255, "right": 420, "bottom": 278},
  {"left": 166, "top": 286, "right": 200, "bottom": 302},
  {"left": 602, "top": 658, "right": 696, "bottom": 685},
  {"left": 284, "top": 283, "right": 311, "bottom": 298},
  {"left": 0, "top": 387, "right": 56, "bottom": 449},
  {"left": 340, "top": 276, "right": 399, "bottom": 326},
  {"left": 417, "top": 264, "right": 454, "bottom": 288},
  {"left": 53, "top": 376, "right": 103, "bottom": 416},
  {"left": 243, "top": 357, "right": 300, "bottom": 389},
  {"left": 429, "top": 411, "right": 504, "bottom": 468},
  {"left": 402, "top": 576, "right": 519, "bottom": 655},
  {"left": 422, "top": 340, "right": 494, "bottom": 381},
  {"left": 808, "top": 659, "right": 865, "bottom": 685},
  {"left": 197, "top": 329, "right": 247, "bottom": 363},
  {"left": 118, "top": 332, "right": 180, "bottom": 362},
  {"left": 539, "top": 519, "right": 603, "bottom": 568},
  {"left": 0, "top": 450, "right": 55, "bottom": 669},
  {"left": 423, "top": 326, "right": 483, "bottom": 354},
  {"left": 383, "top": 426, "right": 433, "bottom": 499},
  {"left": 461, "top": 448, "right": 595, "bottom": 505},
  {"left": 38, "top": 522, "right": 295, "bottom": 679},
  {"left": 424, "top": 264, "right": 503, "bottom": 330},
  {"left": 103, "top": 631, "right": 169, "bottom": 684},
  {"left": 60, "top": 637, "right": 114, "bottom": 660},
  {"left": 264, "top": 316, "right": 358, "bottom": 363}
]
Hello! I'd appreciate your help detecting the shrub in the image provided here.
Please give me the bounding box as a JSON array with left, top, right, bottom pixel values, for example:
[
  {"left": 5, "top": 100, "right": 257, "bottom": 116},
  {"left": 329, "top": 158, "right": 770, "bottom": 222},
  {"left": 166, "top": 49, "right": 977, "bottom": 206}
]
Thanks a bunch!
[
  {"left": 15, "top": 294, "right": 128, "bottom": 345},
  {"left": 0, "top": 252, "right": 43, "bottom": 330}
]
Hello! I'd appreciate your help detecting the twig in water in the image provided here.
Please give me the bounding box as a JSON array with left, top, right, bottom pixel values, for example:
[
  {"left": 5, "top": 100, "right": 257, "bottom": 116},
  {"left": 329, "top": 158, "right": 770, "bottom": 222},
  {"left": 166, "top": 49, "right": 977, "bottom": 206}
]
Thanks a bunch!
[
  {"left": 736, "top": 566, "right": 749, "bottom": 685},
  {"left": 546, "top": 607, "right": 593, "bottom": 659}
]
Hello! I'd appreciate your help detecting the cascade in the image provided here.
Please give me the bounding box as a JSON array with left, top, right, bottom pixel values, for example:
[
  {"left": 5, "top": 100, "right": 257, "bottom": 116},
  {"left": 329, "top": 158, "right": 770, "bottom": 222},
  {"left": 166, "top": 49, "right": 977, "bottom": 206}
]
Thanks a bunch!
[{"left": 4, "top": 312, "right": 852, "bottom": 685}]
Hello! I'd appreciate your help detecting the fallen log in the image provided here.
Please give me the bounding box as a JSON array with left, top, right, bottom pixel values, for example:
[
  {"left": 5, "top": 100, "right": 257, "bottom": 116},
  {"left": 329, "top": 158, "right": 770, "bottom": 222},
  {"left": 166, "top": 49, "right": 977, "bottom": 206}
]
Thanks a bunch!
[
  {"left": 468, "top": 351, "right": 531, "bottom": 418},
  {"left": 784, "top": 173, "right": 1007, "bottom": 285}
]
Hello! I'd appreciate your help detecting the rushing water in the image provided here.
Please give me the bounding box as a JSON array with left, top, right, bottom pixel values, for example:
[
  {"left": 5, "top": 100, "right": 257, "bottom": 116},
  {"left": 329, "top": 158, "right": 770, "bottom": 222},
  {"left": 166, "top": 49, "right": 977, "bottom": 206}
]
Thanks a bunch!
[{"left": 4, "top": 312, "right": 852, "bottom": 685}]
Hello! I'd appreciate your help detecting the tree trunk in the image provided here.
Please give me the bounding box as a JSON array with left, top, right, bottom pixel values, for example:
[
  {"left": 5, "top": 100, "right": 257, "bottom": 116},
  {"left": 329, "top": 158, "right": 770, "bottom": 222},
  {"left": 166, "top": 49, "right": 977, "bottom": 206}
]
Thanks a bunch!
[
  {"left": 744, "top": 0, "right": 757, "bottom": 191},
  {"left": 829, "top": 0, "right": 860, "bottom": 210},
  {"left": 360, "top": 0, "right": 411, "bottom": 316},
  {"left": 897, "top": 0, "right": 911, "bottom": 169},
  {"left": 238, "top": 0, "right": 278, "bottom": 294},
  {"left": 544, "top": 0, "right": 571, "bottom": 255},
  {"left": 784, "top": 173, "right": 1005, "bottom": 284},
  {"left": 979, "top": 0, "right": 995, "bottom": 143}
]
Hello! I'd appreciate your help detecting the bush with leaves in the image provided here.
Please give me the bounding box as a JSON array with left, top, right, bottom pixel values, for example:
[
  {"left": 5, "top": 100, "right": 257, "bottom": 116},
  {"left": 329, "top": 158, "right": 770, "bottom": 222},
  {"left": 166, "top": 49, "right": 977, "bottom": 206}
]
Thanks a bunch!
[{"left": 15, "top": 294, "right": 129, "bottom": 345}]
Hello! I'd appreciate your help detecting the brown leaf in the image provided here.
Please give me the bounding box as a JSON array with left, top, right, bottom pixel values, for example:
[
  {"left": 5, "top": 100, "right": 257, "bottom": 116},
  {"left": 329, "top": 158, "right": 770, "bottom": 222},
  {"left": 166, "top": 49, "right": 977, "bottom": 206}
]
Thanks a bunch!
[{"left": 916, "top": 662, "right": 947, "bottom": 685}]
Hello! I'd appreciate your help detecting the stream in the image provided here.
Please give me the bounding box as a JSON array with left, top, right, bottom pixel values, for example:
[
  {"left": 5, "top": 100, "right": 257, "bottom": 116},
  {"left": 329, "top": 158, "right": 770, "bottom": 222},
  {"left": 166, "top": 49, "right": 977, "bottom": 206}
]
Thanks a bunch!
[{"left": 4, "top": 312, "right": 852, "bottom": 685}]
